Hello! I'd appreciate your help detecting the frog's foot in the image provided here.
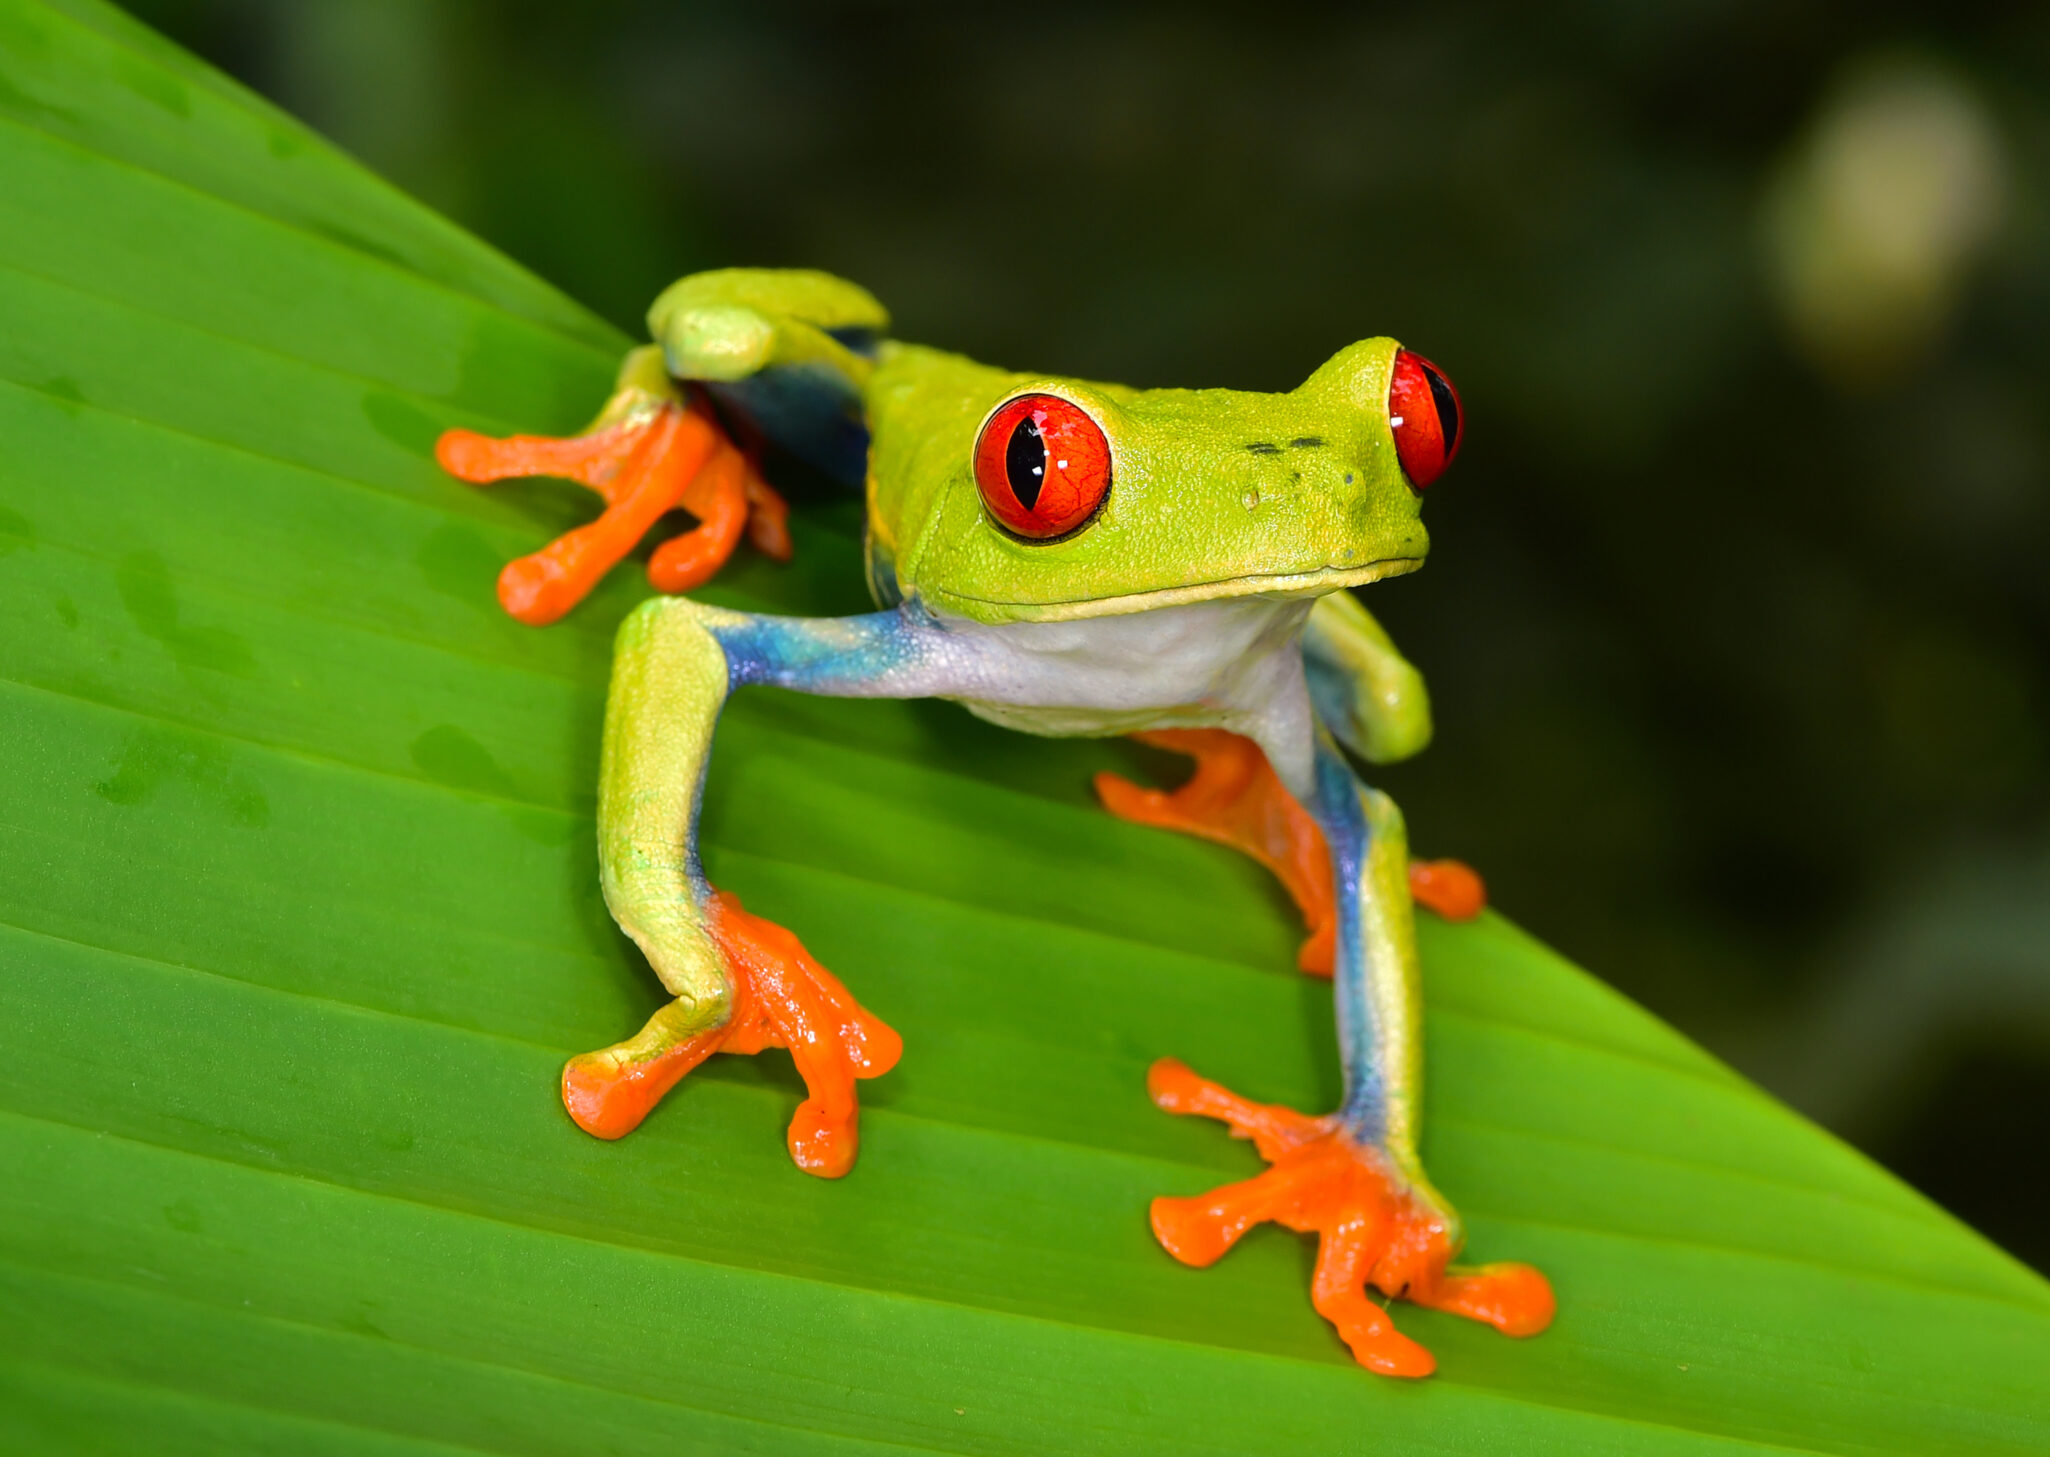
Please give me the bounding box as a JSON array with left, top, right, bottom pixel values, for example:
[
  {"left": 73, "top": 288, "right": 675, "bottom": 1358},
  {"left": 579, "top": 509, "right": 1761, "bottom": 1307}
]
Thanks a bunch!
[
  {"left": 1094, "top": 731, "right": 1487, "bottom": 974},
  {"left": 1146, "top": 1057, "right": 1553, "bottom": 1377},
  {"left": 436, "top": 397, "right": 790, "bottom": 626},
  {"left": 560, "top": 889, "right": 900, "bottom": 1178}
]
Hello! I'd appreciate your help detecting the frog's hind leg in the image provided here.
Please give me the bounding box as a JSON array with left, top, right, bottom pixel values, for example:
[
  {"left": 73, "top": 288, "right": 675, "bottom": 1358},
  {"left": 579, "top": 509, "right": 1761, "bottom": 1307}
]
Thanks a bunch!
[
  {"left": 1094, "top": 731, "right": 1484, "bottom": 975},
  {"left": 436, "top": 351, "right": 790, "bottom": 625}
]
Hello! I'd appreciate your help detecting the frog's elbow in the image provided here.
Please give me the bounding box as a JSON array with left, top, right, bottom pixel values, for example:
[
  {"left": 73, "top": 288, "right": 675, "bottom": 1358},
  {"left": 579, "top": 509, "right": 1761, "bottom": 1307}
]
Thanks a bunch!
[
  {"left": 1302, "top": 593, "right": 1434, "bottom": 764},
  {"left": 1355, "top": 671, "right": 1433, "bottom": 763}
]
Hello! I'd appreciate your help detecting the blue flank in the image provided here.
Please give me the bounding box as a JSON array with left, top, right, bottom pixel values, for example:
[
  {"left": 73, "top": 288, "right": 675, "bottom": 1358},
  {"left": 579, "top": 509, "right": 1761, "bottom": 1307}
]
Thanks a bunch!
[{"left": 707, "top": 360, "right": 871, "bottom": 487}]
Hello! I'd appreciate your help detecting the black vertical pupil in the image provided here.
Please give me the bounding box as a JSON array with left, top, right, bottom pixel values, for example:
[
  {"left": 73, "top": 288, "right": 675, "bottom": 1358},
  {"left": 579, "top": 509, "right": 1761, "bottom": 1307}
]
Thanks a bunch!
[
  {"left": 1422, "top": 363, "right": 1460, "bottom": 456},
  {"left": 1006, "top": 416, "right": 1046, "bottom": 511}
]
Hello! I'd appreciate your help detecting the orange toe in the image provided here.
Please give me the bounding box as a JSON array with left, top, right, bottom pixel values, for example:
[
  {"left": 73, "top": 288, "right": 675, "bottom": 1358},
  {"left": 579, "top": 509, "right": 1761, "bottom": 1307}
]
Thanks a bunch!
[
  {"left": 742, "top": 464, "right": 793, "bottom": 561},
  {"left": 705, "top": 889, "right": 901, "bottom": 1178},
  {"left": 561, "top": 999, "right": 723, "bottom": 1140},
  {"left": 1418, "top": 1261, "right": 1556, "bottom": 1337},
  {"left": 1409, "top": 858, "right": 1486, "bottom": 920},
  {"left": 436, "top": 418, "right": 648, "bottom": 494},
  {"left": 1313, "top": 1220, "right": 1439, "bottom": 1376},
  {"left": 1097, "top": 734, "right": 1491, "bottom": 960},
  {"left": 647, "top": 441, "right": 751, "bottom": 593}
]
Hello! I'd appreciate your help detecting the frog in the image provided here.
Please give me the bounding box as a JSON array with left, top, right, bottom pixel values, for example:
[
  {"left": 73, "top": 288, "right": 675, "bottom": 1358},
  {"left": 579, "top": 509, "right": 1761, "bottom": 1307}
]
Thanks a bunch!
[{"left": 436, "top": 268, "right": 1554, "bottom": 1377}]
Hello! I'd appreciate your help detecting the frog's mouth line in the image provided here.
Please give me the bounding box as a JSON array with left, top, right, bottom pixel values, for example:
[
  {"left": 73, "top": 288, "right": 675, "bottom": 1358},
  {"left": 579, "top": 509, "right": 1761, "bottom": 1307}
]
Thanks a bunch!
[{"left": 940, "top": 558, "right": 1424, "bottom": 622}]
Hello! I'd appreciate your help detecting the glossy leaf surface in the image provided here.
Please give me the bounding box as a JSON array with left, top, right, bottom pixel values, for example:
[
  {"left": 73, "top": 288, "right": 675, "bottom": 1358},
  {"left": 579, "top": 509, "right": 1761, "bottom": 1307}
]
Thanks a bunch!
[{"left": 1, "top": 4, "right": 2046, "bottom": 1451}]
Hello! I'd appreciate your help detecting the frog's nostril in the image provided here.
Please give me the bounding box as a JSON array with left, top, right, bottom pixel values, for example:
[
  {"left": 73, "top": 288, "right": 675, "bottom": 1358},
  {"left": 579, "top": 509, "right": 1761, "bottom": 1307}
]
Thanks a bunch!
[{"left": 1389, "top": 350, "right": 1462, "bottom": 489}]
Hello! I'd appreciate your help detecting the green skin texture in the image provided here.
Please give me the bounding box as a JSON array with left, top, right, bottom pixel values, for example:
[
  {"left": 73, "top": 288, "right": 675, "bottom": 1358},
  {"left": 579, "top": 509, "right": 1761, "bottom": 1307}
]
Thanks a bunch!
[{"left": 604, "top": 269, "right": 1449, "bottom": 1219}]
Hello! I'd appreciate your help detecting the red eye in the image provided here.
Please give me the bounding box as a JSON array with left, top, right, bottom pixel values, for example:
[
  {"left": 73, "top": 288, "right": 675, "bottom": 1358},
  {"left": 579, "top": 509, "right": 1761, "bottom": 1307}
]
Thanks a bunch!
[
  {"left": 1389, "top": 349, "right": 1463, "bottom": 489},
  {"left": 973, "top": 393, "right": 1112, "bottom": 540}
]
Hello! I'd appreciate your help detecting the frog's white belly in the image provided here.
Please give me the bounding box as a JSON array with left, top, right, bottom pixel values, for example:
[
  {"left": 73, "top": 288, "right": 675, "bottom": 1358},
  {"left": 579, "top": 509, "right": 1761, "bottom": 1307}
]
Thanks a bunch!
[{"left": 920, "top": 595, "right": 1320, "bottom": 796}]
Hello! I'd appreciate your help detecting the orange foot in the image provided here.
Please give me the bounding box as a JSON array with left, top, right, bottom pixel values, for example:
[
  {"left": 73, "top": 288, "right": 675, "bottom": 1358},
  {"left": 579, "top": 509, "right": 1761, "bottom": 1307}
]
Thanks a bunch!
[
  {"left": 559, "top": 889, "right": 900, "bottom": 1178},
  {"left": 1094, "top": 729, "right": 1486, "bottom": 975},
  {"left": 436, "top": 397, "right": 791, "bottom": 626},
  {"left": 1148, "top": 1058, "right": 1553, "bottom": 1376}
]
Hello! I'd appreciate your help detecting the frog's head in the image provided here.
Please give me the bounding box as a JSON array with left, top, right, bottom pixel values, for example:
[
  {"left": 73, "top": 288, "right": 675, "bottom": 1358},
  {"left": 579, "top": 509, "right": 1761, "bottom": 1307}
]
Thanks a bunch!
[{"left": 883, "top": 338, "right": 1463, "bottom": 624}]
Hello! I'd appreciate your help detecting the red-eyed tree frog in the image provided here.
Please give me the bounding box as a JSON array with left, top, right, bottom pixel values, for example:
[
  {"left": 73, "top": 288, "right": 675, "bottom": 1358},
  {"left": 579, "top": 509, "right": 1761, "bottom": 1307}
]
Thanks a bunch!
[{"left": 437, "top": 268, "right": 1553, "bottom": 1377}]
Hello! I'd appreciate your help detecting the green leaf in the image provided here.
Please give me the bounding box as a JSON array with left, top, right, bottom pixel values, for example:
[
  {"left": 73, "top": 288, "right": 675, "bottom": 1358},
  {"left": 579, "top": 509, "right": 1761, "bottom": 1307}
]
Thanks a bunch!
[{"left": 1, "top": 3, "right": 2045, "bottom": 1452}]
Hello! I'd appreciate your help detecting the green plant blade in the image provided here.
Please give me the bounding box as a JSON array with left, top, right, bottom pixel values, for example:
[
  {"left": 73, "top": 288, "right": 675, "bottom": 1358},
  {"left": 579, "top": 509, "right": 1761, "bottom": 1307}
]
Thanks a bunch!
[{"left": 1, "top": 3, "right": 2045, "bottom": 1452}]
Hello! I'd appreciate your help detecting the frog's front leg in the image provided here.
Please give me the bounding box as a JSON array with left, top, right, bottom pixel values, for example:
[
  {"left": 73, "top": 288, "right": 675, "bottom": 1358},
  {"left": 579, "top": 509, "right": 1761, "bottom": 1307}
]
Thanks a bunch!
[
  {"left": 1145, "top": 742, "right": 1554, "bottom": 1376},
  {"left": 569, "top": 596, "right": 949, "bottom": 1176}
]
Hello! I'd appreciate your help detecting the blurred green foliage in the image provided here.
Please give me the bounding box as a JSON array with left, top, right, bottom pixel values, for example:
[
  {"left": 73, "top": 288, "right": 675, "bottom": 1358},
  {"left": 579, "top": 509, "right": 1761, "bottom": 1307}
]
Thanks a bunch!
[{"left": 125, "top": 0, "right": 2050, "bottom": 1267}]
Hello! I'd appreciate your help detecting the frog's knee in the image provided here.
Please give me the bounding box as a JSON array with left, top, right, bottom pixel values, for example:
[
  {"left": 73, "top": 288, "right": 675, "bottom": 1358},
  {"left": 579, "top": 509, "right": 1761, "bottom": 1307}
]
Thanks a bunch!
[
  {"left": 657, "top": 302, "right": 779, "bottom": 382},
  {"left": 648, "top": 268, "right": 887, "bottom": 383},
  {"left": 648, "top": 267, "right": 887, "bottom": 336}
]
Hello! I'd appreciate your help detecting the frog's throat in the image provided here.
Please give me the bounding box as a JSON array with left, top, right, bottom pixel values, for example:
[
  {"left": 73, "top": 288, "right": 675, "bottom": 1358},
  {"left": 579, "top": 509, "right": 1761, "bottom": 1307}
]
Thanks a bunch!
[{"left": 927, "top": 558, "right": 1423, "bottom": 624}]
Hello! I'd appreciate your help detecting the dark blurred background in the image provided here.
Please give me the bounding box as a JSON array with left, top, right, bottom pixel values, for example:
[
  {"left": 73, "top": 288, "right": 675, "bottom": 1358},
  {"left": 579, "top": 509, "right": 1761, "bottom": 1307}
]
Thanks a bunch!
[{"left": 124, "top": 0, "right": 2049, "bottom": 1270}]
